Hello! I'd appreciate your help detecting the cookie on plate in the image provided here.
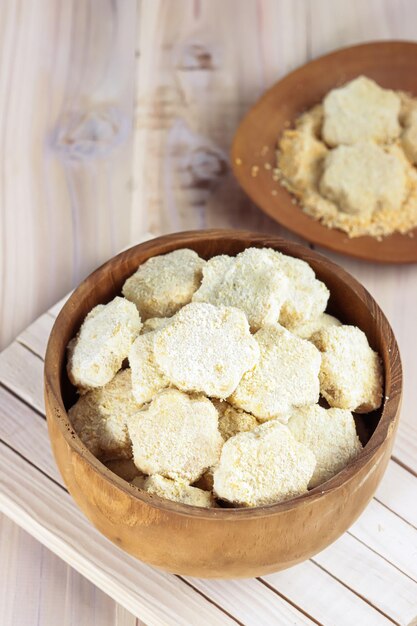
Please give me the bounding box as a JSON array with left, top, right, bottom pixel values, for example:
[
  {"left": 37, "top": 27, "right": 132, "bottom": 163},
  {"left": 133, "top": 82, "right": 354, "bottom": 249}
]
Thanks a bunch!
[
  {"left": 319, "top": 142, "right": 408, "bottom": 217},
  {"left": 322, "top": 75, "right": 401, "bottom": 146}
]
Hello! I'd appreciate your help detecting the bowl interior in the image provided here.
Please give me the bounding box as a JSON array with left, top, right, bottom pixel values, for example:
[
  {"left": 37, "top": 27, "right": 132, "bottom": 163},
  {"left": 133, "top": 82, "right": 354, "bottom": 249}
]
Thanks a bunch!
[
  {"left": 231, "top": 41, "right": 417, "bottom": 263},
  {"left": 47, "top": 230, "right": 402, "bottom": 516}
]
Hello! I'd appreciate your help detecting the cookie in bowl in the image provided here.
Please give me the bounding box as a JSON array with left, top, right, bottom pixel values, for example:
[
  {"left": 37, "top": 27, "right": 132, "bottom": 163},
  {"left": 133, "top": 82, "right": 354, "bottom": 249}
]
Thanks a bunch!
[{"left": 44, "top": 231, "right": 401, "bottom": 577}]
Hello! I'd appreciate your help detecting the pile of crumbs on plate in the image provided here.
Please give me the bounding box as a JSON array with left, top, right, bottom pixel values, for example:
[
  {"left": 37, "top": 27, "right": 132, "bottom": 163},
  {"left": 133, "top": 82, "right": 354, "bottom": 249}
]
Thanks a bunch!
[
  {"left": 275, "top": 75, "right": 417, "bottom": 238},
  {"left": 67, "top": 247, "right": 383, "bottom": 508}
]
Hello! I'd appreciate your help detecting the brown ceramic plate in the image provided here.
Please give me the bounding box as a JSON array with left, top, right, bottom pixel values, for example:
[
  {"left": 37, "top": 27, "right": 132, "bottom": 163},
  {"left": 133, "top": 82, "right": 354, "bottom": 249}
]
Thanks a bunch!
[{"left": 231, "top": 41, "right": 417, "bottom": 263}]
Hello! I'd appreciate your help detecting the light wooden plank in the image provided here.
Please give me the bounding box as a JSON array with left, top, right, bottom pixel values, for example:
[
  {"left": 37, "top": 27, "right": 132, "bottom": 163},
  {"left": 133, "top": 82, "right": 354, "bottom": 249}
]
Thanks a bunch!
[
  {"left": 184, "top": 577, "right": 316, "bottom": 626},
  {"left": 0, "top": 443, "right": 236, "bottom": 626},
  {"left": 0, "top": 513, "right": 138, "bottom": 626},
  {"left": 18, "top": 313, "right": 55, "bottom": 360},
  {"left": 0, "top": 385, "right": 60, "bottom": 483},
  {"left": 376, "top": 461, "right": 417, "bottom": 529},
  {"left": 0, "top": 342, "right": 44, "bottom": 413},
  {"left": 350, "top": 499, "right": 417, "bottom": 583},
  {"left": 313, "top": 532, "right": 417, "bottom": 626},
  {"left": 263, "top": 559, "right": 391, "bottom": 626},
  {"left": 0, "top": 0, "right": 138, "bottom": 352},
  {"left": 132, "top": 0, "right": 297, "bottom": 239},
  {"left": 48, "top": 293, "right": 73, "bottom": 319},
  {"left": 310, "top": 0, "right": 417, "bottom": 59},
  {"left": 115, "top": 606, "right": 141, "bottom": 626},
  {"left": 0, "top": 513, "right": 43, "bottom": 626}
]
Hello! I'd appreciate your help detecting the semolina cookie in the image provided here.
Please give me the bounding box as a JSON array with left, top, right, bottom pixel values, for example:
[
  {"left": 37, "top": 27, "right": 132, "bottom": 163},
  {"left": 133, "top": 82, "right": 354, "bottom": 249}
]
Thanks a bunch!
[
  {"left": 153, "top": 302, "right": 260, "bottom": 398},
  {"left": 291, "top": 313, "right": 342, "bottom": 341},
  {"left": 140, "top": 316, "right": 172, "bottom": 334},
  {"left": 126, "top": 389, "right": 223, "bottom": 483},
  {"left": 143, "top": 474, "right": 214, "bottom": 508},
  {"left": 67, "top": 296, "right": 142, "bottom": 390},
  {"left": 264, "top": 249, "right": 329, "bottom": 328},
  {"left": 193, "top": 248, "right": 290, "bottom": 331},
  {"left": 128, "top": 331, "right": 169, "bottom": 405},
  {"left": 288, "top": 405, "right": 363, "bottom": 488},
  {"left": 401, "top": 105, "right": 417, "bottom": 165},
  {"left": 278, "top": 120, "right": 328, "bottom": 192},
  {"left": 319, "top": 142, "right": 408, "bottom": 217},
  {"left": 105, "top": 457, "right": 142, "bottom": 482},
  {"left": 322, "top": 76, "right": 401, "bottom": 147},
  {"left": 212, "top": 399, "right": 258, "bottom": 440},
  {"left": 215, "top": 248, "right": 290, "bottom": 331},
  {"left": 68, "top": 369, "right": 139, "bottom": 460},
  {"left": 311, "top": 325, "right": 383, "bottom": 413},
  {"left": 213, "top": 421, "right": 316, "bottom": 507},
  {"left": 229, "top": 324, "right": 321, "bottom": 422},
  {"left": 192, "top": 255, "right": 235, "bottom": 304},
  {"left": 122, "top": 248, "right": 205, "bottom": 320}
]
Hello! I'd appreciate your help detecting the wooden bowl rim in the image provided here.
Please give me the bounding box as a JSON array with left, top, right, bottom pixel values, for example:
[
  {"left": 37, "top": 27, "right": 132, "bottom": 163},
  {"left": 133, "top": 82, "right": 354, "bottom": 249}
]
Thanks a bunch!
[
  {"left": 44, "top": 229, "right": 402, "bottom": 520},
  {"left": 231, "top": 40, "right": 417, "bottom": 264}
]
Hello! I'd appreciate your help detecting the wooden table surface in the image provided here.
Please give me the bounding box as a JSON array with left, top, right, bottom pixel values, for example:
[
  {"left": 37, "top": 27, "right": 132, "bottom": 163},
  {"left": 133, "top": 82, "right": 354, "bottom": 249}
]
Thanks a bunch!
[{"left": 2, "top": 1, "right": 417, "bottom": 624}]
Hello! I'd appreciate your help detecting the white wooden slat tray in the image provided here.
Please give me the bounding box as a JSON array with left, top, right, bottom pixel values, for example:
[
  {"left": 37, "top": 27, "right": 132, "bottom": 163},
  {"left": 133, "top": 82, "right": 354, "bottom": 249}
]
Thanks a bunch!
[{"left": 1, "top": 297, "right": 417, "bottom": 625}]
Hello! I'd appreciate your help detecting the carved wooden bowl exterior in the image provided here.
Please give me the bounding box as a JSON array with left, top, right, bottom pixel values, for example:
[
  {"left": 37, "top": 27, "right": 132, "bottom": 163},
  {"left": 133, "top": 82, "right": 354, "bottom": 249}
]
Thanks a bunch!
[{"left": 44, "top": 230, "right": 402, "bottom": 578}]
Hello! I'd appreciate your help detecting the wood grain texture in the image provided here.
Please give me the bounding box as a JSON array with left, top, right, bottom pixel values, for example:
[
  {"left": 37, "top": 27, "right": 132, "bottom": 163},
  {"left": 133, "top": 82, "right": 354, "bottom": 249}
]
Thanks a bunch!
[
  {"left": 0, "top": 445, "right": 237, "bottom": 626},
  {"left": 44, "top": 231, "right": 402, "bottom": 578},
  {"left": 132, "top": 0, "right": 298, "bottom": 238},
  {"left": 0, "top": 0, "right": 137, "bottom": 351},
  {"left": 0, "top": 514, "right": 137, "bottom": 626}
]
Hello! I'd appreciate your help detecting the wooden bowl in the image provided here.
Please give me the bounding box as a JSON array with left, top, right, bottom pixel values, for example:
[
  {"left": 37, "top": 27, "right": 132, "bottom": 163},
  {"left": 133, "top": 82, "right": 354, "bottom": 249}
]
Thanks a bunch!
[
  {"left": 44, "top": 230, "right": 402, "bottom": 578},
  {"left": 232, "top": 41, "right": 417, "bottom": 263}
]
